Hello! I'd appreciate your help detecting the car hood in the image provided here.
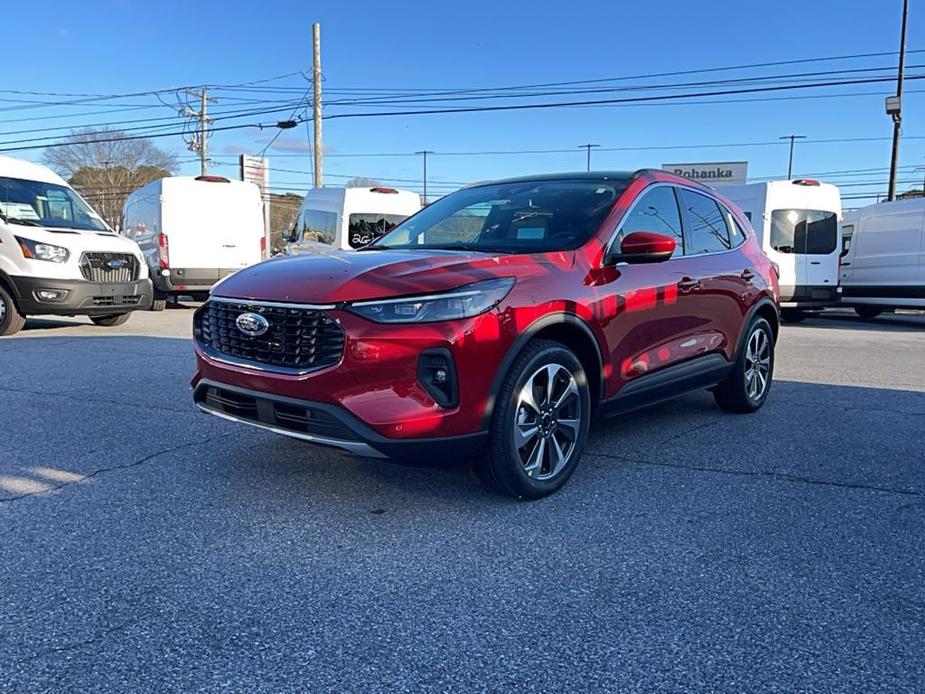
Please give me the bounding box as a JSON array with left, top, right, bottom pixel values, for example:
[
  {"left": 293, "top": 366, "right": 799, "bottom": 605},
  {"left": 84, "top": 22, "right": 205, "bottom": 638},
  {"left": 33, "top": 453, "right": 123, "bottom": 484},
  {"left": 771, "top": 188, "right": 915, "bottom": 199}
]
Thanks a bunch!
[
  {"left": 213, "top": 246, "right": 571, "bottom": 304},
  {"left": 5, "top": 224, "right": 142, "bottom": 254}
]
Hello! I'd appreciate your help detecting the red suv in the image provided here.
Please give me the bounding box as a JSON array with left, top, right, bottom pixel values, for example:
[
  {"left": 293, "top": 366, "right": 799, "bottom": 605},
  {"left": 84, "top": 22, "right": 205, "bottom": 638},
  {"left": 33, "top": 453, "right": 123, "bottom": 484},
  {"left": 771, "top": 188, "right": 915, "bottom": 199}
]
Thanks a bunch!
[{"left": 192, "top": 170, "right": 779, "bottom": 498}]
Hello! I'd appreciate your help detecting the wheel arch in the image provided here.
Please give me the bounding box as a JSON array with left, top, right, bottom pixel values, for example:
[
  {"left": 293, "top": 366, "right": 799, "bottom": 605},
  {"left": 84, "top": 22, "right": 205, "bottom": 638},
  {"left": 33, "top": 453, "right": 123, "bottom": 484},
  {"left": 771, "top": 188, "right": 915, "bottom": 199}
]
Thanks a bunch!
[
  {"left": 483, "top": 313, "right": 605, "bottom": 425},
  {"left": 0, "top": 269, "right": 22, "bottom": 307},
  {"left": 737, "top": 298, "right": 780, "bottom": 358}
]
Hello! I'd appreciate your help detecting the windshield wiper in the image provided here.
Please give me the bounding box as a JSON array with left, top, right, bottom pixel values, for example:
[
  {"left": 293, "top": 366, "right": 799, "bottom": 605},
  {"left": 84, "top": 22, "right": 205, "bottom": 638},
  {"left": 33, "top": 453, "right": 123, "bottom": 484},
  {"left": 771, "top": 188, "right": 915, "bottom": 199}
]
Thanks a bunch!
[{"left": 4, "top": 216, "right": 43, "bottom": 227}]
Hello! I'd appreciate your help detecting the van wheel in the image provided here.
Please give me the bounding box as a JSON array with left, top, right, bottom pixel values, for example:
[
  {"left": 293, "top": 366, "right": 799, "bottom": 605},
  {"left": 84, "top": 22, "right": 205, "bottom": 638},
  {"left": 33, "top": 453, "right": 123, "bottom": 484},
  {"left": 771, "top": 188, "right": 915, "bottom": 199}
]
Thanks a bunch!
[
  {"left": 476, "top": 339, "right": 591, "bottom": 499},
  {"left": 151, "top": 291, "right": 167, "bottom": 312},
  {"left": 854, "top": 306, "right": 882, "bottom": 319},
  {"left": 780, "top": 309, "right": 806, "bottom": 323},
  {"left": 90, "top": 313, "right": 131, "bottom": 327},
  {"left": 713, "top": 317, "right": 775, "bottom": 414},
  {"left": 0, "top": 285, "right": 27, "bottom": 336}
]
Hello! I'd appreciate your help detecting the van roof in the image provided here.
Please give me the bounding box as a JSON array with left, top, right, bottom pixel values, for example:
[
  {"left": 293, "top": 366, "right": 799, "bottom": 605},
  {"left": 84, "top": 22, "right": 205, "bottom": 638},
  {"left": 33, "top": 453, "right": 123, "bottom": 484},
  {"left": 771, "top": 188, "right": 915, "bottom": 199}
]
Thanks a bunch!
[{"left": 0, "top": 155, "right": 68, "bottom": 186}]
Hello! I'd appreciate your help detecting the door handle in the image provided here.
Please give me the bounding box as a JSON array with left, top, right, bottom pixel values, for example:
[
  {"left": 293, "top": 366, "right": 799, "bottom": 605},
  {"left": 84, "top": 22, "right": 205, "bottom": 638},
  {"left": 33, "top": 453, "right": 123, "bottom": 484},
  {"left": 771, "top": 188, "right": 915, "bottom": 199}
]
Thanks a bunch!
[
  {"left": 740, "top": 269, "right": 755, "bottom": 281},
  {"left": 677, "top": 276, "right": 701, "bottom": 293}
]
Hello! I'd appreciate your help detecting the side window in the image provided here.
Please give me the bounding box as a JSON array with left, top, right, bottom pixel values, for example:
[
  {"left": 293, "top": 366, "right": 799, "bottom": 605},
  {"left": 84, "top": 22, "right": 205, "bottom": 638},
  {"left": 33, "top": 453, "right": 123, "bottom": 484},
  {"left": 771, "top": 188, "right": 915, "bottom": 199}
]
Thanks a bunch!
[
  {"left": 743, "top": 210, "right": 753, "bottom": 222},
  {"left": 678, "top": 190, "right": 732, "bottom": 254},
  {"left": 841, "top": 224, "right": 854, "bottom": 256},
  {"left": 299, "top": 209, "right": 337, "bottom": 245},
  {"left": 617, "top": 186, "right": 683, "bottom": 255},
  {"left": 720, "top": 204, "right": 747, "bottom": 248}
]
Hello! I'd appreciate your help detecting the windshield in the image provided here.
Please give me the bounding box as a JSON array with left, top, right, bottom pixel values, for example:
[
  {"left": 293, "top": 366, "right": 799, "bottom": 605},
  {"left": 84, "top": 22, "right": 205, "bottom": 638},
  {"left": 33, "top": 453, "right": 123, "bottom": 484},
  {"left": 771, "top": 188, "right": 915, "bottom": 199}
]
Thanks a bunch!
[
  {"left": 367, "top": 179, "right": 628, "bottom": 253},
  {"left": 0, "top": 176, "right": 109, "bottom": 232},
  {"left": 770, "top": 209, "right": 838, "bottom": 254},
  {"left": 348, "top": 213, "right": 408, "bottom": 249}
]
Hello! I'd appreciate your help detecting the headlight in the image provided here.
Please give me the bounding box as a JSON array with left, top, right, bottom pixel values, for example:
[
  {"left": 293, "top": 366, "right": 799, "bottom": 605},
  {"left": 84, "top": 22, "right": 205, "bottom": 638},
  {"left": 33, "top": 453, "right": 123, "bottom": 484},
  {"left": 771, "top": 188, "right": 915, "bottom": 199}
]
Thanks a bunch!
[
  {"left": 15, "top": 236, "right": 69, "bottom": 263},
  {"left": 348, "top": 277, "right": 514, "bottom": 323}
]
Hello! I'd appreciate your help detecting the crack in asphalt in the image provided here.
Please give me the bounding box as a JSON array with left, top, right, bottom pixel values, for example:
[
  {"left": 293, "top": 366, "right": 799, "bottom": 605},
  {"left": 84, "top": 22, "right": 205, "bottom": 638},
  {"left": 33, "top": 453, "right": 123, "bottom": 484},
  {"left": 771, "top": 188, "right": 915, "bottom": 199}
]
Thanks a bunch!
[
  {"left": 0, "top": 385, "right": 192, "bottom": 414},
  {"left": 0, "top": 436, "right": 221, "bottom": 503},
  {"left": 585, "top": 451, "right": 923, "bottom": 498},
  {"left": 6, "top": 613, "right": 153, "bottom": 667}
]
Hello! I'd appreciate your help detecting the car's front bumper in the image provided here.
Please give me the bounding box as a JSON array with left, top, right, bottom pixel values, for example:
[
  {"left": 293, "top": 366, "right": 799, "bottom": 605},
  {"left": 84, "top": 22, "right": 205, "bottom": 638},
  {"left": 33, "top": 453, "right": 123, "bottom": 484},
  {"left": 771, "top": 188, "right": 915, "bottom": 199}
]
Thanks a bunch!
[
  {"left": 193, "top": 379, "right": 488, "bottom": 462},
  {"left": 10, "top": 276, "right": 153, "bottom": 315}
]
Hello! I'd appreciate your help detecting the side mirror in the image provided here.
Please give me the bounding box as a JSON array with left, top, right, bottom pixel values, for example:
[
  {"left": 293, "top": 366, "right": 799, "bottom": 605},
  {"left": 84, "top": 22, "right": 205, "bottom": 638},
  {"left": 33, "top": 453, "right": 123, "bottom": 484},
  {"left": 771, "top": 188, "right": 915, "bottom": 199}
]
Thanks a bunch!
[{"left": 606, "top": 231, "right": 676, "bottom": 265}]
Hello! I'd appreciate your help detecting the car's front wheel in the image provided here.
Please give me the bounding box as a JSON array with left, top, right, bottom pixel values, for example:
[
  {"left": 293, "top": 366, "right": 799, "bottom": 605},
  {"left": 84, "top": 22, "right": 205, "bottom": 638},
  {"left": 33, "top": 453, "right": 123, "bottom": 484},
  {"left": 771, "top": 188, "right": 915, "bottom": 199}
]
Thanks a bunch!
[
  {"left": 0, "top": 284, "right": 26, "bottom": 336},
  {"left": 477, "top": 339, "right": 591, "bottom": 499}
]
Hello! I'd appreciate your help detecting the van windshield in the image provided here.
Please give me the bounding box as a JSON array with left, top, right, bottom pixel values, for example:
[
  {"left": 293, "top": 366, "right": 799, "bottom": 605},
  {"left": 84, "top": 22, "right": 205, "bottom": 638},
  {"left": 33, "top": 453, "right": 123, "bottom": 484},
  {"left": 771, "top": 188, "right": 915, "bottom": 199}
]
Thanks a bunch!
[
  {"left": 770, "top": 209, "right": 838, "bottom": 254},
  {"left": 0, "top": 176, "right": 108, "bottom": 232},
  {"left": 367, "top": 179, "right": 628, "bottom": 253},
  {"left": 348, "top": 213, "right": 408, "bottom": 249}
]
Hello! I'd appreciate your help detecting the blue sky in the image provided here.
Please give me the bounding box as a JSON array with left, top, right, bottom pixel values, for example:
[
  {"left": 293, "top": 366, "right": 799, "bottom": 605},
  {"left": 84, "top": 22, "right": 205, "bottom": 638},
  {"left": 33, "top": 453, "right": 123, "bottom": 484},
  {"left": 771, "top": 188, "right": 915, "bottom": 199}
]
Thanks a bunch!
[{"left": 2, "top": 0, "right": 922, "bottom": 203}]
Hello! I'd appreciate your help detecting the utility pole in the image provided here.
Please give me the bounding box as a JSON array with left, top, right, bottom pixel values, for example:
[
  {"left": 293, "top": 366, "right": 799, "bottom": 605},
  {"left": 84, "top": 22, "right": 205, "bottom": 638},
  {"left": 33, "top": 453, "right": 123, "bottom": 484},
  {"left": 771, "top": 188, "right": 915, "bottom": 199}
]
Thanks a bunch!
[
  {"left": 312, "top": 22, "right": 324, "bottom": 188},
  {"left": 887, "top": 0, "right": 909, "bottom": 201},
  {"left": 779, "top": 134, "right": 806, "bottom": 179},
  {"left": 415, "top": 150, "right": 434, "bottom": 204},
  {"left": 183, "top": 87, "right": 217, "bottom": 176},
  {"left": 579, "top": 144, "right": 600, "bottom": 172}
]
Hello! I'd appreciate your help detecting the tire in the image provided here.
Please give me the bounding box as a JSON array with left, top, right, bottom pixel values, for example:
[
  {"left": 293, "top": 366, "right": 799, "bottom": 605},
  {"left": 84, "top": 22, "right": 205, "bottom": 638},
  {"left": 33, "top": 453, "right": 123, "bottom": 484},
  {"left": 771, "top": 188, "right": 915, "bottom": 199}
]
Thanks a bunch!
[
  {"left": 476, "top": 339, "right": 591, "bottom": 499},
  {"left": 780, "top": 309, "right": 806, "bottom": 323},
  {"left": 0, "top": 284, "right": 26, "bottom": 336},
  {"left": 90, "top": 313, "right": 131, "bottom": 327},
  {"left": 713, "top": 317, "right": 775, "bottom": 414},
  {"left": 151, "top": 290, "right": 167, "bottom": 312},
  {"left": 854, "top": 306, "right": 882, "bottom": 319}
]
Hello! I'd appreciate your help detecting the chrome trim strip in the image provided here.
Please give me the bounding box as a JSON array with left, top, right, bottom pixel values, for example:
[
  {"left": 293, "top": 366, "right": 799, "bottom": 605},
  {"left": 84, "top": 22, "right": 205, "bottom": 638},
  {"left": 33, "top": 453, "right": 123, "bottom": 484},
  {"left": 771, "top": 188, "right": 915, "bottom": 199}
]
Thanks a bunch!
[
  {"left": 351, "top": 288, "right": 484, "bottom": 307},
  {"left": 196, "top": 344, "right": 337, "bottom": 376},
  {"left": 210, "top": 296, "right": 337, "bottom": 310},
  {"left": 197, "top": 404, "right": 387, "bottom": 458}
]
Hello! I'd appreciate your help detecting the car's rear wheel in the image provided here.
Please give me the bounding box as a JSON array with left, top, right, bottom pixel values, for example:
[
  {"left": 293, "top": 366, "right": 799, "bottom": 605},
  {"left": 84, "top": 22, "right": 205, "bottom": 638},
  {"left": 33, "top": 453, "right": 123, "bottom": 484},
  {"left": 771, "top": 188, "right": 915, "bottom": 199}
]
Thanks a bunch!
[
  {"left": 477, "top": 339, "right": 591, "bottom": 499},
  {"left": 0, "top": 284, "right": 26, "bottom": 336},
  {"left": 713, "top": 316, "right": 775, "bottom": 414},
  {"left": 854, "top": 306, "right": 882, "bottom": 319},
  {"left": 90, "top": 313, "right": 131, "bottom": 327}
]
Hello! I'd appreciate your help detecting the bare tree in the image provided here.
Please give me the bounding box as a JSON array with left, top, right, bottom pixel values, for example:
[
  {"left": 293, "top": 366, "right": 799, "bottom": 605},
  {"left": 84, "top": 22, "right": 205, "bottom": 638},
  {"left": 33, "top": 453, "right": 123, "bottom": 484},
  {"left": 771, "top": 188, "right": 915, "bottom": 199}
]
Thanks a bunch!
[
  {"left": 42, "top": 127, "right": 178, "bottom": 229},
  {"left": 346, "top": 177, "right": 382, "bottom": 188}
]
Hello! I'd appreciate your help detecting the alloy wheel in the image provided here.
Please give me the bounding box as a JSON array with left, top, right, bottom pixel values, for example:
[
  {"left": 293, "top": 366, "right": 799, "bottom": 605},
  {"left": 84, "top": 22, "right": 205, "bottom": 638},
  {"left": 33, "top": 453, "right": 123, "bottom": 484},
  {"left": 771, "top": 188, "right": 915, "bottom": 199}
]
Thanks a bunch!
[
  {"left": 514, "top": 363, "right": 582, "bottom": 480},
  {"left": 0, "top": 294, "right": 6, "bottom": 323},
  {"left": 744, "top": 328, "right": 771, "bottom": 401}
]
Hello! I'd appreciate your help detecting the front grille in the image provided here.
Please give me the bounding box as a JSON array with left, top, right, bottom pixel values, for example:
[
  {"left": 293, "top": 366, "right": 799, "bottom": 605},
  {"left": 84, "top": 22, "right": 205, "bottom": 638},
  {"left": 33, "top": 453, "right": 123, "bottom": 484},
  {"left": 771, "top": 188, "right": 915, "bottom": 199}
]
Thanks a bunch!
[
  {"left": 203, "top": 387, "right": 259, "bottom": 419},
  {"left": 79, "top": 252, "right": 139, "bottom": 283},
  {"left": 273, "top": 403, "right": 359, "bottom": 440},
  {"left": 92, "top": 295, "right": 143, "bottom": 307},
  {"left": 195, "top": 299, "right": 346, "bottom": 373}
]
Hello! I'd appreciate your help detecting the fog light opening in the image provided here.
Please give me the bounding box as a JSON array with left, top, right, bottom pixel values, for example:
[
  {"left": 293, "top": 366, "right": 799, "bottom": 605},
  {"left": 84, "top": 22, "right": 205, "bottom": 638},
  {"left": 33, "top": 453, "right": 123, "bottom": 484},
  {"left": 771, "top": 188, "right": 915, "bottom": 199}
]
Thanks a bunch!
[
  {"left": 417, "top": 349, "right": 459, "bottom": 409},
  {"left": 35, "top": 289, "right": 68, "bottom": 302}
]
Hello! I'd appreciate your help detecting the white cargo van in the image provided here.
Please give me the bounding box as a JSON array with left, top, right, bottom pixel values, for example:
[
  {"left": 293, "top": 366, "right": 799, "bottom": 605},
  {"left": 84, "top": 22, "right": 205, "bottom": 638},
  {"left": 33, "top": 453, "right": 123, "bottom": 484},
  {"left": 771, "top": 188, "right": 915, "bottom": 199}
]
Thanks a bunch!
[
  {"left": 123, "top": 175, "right": 264, "bottom": 310},
  {"left": 0, "top": 155, "right": 152, "bottom": 336},
  {"left": 839, "top": 198, "right": 925, "bottom": 318},
  {"left": 721, "top": 179, "right": 841, "bottom": 322},
  {"left": 284, "top": 186, "right": 421, "bottom": 253}
]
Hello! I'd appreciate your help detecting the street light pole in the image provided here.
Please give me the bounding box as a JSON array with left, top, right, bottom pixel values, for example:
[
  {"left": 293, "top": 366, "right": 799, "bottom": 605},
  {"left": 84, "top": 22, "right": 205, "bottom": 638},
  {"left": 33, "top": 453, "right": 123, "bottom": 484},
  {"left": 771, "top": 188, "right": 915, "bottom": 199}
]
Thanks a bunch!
[
  {"left": 415, "top": 150, "right": 434, "bottom": 204},
  {"left": 887, "top": 0, "right": 909, "bottom": 201},
  {"left": 578, "top": 144, "right": 600, "bottom": 172},
  {"left": 779, "top": 135, "right": 806, "bottom": 180}
]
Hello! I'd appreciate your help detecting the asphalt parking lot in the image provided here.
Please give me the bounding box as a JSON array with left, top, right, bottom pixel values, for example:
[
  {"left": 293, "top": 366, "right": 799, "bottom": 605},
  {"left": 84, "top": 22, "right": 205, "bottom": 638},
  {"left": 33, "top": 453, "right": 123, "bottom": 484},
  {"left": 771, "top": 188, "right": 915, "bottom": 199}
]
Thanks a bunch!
[{"left": 1, "top": 305, "right": 923, "bottom": 691}]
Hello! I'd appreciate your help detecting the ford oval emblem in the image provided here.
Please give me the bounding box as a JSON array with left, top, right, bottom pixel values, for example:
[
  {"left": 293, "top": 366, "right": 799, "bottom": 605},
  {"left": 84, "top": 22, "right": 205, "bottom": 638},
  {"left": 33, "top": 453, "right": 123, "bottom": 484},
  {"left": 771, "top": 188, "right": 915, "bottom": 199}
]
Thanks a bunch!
[
  {"left": 235, "top": 312, "right": 269, "bottom": 337},
  {"left": 107, "top": 259, "right": 126, "bottom": 269}
]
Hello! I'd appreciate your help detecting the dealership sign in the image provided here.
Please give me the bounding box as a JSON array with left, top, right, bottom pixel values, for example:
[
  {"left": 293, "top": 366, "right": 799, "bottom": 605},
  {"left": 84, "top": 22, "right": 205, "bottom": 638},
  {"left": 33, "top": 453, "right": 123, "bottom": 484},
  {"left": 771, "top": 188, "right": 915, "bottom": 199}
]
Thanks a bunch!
[
  {"left": 661, "top": 161, "right": 747, "bottom": 186},
  {"left": 239, "top": 155, "right": 271, "bottom": 257}
]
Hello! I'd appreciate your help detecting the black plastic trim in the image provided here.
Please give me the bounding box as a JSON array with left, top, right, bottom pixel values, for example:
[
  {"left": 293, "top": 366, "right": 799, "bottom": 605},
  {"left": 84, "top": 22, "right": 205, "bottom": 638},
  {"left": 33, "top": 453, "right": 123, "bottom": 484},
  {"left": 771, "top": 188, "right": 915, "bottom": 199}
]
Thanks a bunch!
[
  {"left": 599, "top": 353, "right": 733, "bottom": 417},
  {"left": 417, "top": 348, "right": 459, "bottom": 409},
  {"left": 9, "top": 276, "right": 153, "bottom": 315},
  {"left": 841, "top": 285, "right": 925, "bottom": 299},
  {"left": 193, "top": 379, "right": 487, "bottom": 463}
]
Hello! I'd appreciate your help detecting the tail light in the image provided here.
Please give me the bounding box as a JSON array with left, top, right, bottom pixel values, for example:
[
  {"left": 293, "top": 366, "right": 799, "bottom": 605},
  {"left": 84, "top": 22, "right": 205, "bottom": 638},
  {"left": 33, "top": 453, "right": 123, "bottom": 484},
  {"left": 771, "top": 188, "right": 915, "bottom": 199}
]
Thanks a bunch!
[
  {"left": 792, "top": 179, "right": 820, "bottom": 186},
  {"left": 157, "top": 233, "right": 169, "bottom": 269},
  {"left": 260, "top": 236, "right": 267, "bottom": 256}
]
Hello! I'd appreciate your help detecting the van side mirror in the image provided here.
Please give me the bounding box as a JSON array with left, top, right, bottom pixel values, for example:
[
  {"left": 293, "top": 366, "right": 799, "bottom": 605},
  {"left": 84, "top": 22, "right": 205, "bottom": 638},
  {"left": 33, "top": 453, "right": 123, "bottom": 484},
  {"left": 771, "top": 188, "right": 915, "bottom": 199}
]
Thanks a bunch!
[{"left": 605, "top": 231, "right": 676, "bottom": 265}]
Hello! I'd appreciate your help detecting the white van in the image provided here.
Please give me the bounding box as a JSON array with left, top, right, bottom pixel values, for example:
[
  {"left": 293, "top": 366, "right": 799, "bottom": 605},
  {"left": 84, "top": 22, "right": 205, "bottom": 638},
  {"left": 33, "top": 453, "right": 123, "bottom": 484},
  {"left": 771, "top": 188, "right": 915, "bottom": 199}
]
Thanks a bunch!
[
  {"left": 839, "top": 198, "right": 925, "bottom": 318},
  {"left": 123, "top": 175, "right": 264, "bottom": 310},
  {"left": 284, "top": 186, "right": 421, "bottom": 252},
  {"left": 0, "top": 155, "right": 152, "bottom": 336},
  {"left": 721, "top": 179, "right": 841, "bottom": 322}
]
